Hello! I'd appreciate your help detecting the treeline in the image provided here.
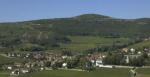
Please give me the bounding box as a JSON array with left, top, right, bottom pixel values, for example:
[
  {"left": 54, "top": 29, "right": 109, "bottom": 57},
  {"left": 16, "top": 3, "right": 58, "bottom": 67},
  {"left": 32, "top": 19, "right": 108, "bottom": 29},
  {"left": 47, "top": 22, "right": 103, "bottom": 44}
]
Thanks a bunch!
[{"left": 103, "top": 52, "right": 149, "bottom": 67}]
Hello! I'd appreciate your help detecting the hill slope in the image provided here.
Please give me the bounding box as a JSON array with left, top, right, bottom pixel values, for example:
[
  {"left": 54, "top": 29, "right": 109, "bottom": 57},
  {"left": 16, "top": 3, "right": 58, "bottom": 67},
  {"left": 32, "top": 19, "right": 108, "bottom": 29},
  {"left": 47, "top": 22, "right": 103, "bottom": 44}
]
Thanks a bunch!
[{"left": 0, "top": 14, "right": 150, "bottom": 52}]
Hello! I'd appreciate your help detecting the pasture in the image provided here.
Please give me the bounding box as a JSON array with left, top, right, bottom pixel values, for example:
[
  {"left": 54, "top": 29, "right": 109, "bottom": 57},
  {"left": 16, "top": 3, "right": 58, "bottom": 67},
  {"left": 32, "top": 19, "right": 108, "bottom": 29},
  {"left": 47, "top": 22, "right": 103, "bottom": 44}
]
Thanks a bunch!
[
  {"left": 18, "top": 68, "right": 150, "bottom": 77},
  {"left": 0, "top": 54, "right": 27, "bottom": 65},
  {"left": 0, "top": 71, "right": 9, "bottom": 77},
  {"left": 60, "top": 36, "right": 131, "bottom": 51}
]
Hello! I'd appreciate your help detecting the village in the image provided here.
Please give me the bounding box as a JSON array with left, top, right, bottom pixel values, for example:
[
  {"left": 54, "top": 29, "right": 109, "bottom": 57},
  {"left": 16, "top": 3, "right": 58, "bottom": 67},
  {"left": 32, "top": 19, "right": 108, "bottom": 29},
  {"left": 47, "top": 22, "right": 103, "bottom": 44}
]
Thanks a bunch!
[{"left": 0, "top": 47, "right": 150, "bottom": 76}]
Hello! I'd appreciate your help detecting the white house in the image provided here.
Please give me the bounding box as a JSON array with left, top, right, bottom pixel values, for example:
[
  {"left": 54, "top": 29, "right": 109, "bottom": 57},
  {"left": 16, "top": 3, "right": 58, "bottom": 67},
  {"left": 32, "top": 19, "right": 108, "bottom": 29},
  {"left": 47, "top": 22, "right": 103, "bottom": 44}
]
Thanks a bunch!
[
  {"left": 21, "top": 69, "right": 29, "bottom": 74},
  {"left": 62, "top": 56, "right": 68, "bottom": 59},
  {"left": 40, "top": 67, "right": 44, "bottom": 71},
  {"left": 138, "top": 51, "right": 142, "bottom": 55},
  {"left": 7, "top": 66, "right": 12, "bottom": 70},
  {"left": 130, "top": 48, "right": 135, "bottom": 54},
  {"left": 10, "top": 69, "right": 20, "bottom": 76},
  {"left": 96, "top": 59, "right": 103, "bottom": 67},
  {"left": 62, "top": 63, "right": 67, "bottom": 68}
]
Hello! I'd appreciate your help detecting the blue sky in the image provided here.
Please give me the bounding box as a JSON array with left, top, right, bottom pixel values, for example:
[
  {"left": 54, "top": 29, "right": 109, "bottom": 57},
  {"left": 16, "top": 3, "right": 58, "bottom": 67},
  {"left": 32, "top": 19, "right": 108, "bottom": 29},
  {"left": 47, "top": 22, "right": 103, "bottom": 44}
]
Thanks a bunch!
[{"left": 0, "top": 0, "right": 150, "bottom": 22}]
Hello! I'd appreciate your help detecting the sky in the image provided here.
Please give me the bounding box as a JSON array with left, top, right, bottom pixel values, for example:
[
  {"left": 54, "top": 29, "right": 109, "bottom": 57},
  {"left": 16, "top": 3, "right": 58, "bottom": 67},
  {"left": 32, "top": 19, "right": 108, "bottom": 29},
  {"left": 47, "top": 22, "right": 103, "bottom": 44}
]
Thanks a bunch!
[{"left": 0, "top": 0, "right": 150, "bottom": 22}]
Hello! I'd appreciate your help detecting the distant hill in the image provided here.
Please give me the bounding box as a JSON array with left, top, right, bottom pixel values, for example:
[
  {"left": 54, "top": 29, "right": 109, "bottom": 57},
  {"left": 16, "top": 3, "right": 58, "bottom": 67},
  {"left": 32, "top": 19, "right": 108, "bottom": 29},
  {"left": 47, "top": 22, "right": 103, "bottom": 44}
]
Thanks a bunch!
[
  {"left": 1, "top": 14, "right": 150, "bottom": 37},
  {"left": 0, "top": 14, "right": 150, "bottom": 52}
]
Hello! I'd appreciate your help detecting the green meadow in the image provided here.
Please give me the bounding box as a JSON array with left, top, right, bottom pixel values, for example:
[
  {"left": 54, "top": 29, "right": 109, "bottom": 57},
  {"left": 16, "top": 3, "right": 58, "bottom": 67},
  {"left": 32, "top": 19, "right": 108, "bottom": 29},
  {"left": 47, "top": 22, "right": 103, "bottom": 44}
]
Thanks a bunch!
[
  {"left": 60, "top": 36, "right": 131, "bottom": 51},
  {"left": 128, "top": 40, "right": 150, "bottom": 49},
  {"left": 0, "top": 71, "right": 9, "bottom": 77},
  {"left": 18, "top": 68, "right": 150, "bottom": 77},
  {"left": 0, "top": 55, "right": 26, "bottom": 65}
]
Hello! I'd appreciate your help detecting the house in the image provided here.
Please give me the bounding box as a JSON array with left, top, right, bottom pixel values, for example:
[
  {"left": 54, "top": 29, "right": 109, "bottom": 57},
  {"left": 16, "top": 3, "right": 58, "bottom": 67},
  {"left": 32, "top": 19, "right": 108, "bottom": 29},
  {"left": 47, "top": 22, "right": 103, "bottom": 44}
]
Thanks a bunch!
[
  {"left": 6, "top": 53, "right": 11, "bottom": 57},
  {"left": 7, "top": 53, "right": 15, "bottom": 57},
  {"left": 21, "top": 69, "right": 29, "bottom": 74},
  {"left": 40, "top": 67, "right": 44, "bottom": 71},
  {"left": 16, "top": 53, "right": 21, "bottom": 57},
  {"left": 137, "top": 51, "right": 142, "bottom": 55},
  {"left": 25, "top": 53, "right": 30, "bottom": 58},
  {"left": 14, "top": 63, "right": 22, "bottom": 68},
  {"left": 62, "top": 63, "right": 67, "bottom": 68},
  {"left": 95, "top": 59, "right": 103, "bottom": 67},
  {"left": 130, "top": 48, "right": 136, "bottom": 54},
  {"left": 87, "top": 53, "right": 105, "bottom": 67},
  {"left": 62, "top": 56, "right": 68, "bottom": 59},
  {"left": 7, "top": 66, "right": 12, "bottom": 70},
  {"left": 10, "top": 69, "right": 20, "bottom": 76},
  {"left": 122, "top": 48, "right": 129, "bottom": 53},
  {"left": 25, "top": 63, "right": 31, "bottom": 68},
  {"left": 144, "top": 48, "right": 149, "bottom": 52}
]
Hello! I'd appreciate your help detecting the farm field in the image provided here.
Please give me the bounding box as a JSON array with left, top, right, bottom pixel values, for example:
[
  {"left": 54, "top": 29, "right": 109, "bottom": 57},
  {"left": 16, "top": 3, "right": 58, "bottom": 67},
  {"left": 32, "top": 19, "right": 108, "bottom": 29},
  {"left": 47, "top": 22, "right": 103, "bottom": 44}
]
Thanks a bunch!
[
  {"left": 18, "top": 68, "right": 150, "bottom": 77},
  {"left": 60, "top": 36, "right": 131, "bottom": 51}
]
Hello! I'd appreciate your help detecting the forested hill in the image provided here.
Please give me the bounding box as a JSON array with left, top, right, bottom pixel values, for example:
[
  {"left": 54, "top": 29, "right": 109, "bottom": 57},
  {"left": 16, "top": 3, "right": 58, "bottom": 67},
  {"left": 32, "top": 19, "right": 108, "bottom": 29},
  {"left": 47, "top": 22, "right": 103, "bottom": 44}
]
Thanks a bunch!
[
  {"left": 1, "top": 14, "right": 150, "bottom": 37},
  {"left": 0, "top": 14, "right": 150, "bottom": 52}
]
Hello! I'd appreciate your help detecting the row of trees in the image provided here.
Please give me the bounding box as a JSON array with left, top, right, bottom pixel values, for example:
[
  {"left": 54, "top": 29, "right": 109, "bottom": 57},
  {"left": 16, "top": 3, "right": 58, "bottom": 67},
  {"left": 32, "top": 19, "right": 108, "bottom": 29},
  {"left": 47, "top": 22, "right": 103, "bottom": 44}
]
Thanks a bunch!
[{"left": 103, "top": 52, "right": 149, "bottom": 66}]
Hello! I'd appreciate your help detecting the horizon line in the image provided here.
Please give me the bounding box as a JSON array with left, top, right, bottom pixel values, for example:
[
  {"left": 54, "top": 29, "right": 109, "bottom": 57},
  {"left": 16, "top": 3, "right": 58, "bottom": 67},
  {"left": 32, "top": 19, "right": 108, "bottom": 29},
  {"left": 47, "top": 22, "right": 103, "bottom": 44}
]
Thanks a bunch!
[{"left": 0, "top": 13, "right": 150, "bottom": 23}]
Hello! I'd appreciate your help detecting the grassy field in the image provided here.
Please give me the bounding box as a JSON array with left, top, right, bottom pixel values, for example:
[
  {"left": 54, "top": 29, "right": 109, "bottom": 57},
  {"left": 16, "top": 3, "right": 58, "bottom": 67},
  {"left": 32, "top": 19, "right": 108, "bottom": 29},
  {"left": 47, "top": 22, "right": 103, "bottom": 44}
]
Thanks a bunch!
[
  {"left": 0, "top": 71, "right": 9, "bottom": 77},
  {"left": 18, "top": 68, "right": 150, "bottom": 77},
  {"left": 128, "top": 40, "right": 150, "bottom": 49},
  {"left": 0, "top": 55, "right": 15, "bottom": 64},
  {"left": 137, "top": 68, "right": 150, "bottom": 77},
  {"left": 0, "top": 55, "right": 27, "bottom": 64},
  {"left": 60, "top": 36, "right": 131, "bottom": 51}
]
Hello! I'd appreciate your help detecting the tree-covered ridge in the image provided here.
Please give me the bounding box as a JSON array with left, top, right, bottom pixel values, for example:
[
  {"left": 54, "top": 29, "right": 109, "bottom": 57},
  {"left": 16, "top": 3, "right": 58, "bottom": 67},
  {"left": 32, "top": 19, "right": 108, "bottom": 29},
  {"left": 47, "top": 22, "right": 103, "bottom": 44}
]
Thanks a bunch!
[{"left": 0, "top": 14, "right": 150, "bottom": 52}]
